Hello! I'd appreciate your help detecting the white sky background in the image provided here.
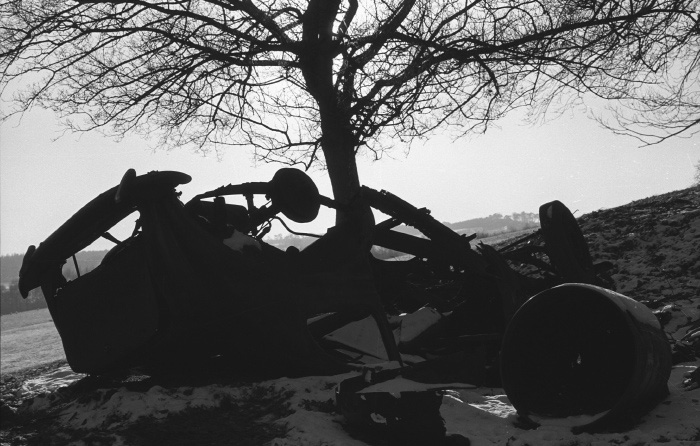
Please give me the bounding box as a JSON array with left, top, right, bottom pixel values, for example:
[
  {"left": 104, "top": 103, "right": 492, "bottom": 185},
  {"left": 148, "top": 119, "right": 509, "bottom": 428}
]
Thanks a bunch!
[{"left": 1, "top": 102, "right": 699, "bottom": 256}]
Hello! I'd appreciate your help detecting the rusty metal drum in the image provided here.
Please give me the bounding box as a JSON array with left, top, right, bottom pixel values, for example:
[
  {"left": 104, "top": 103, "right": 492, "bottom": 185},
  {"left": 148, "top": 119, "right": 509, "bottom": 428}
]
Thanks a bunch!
[{"left": 500, "top": 283, "right": 672, "bottom": 433}]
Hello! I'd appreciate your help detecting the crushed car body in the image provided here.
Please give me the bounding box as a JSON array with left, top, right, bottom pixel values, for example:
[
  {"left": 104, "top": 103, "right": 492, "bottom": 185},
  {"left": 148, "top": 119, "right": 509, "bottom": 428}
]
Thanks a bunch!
[{"left": 18, "top": 168, "right": 672, "bottom": 433}]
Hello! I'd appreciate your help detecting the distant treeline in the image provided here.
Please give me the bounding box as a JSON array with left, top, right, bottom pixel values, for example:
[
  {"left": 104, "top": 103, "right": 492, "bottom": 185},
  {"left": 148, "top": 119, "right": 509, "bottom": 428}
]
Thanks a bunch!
[
  {"left": 2, "top": 213, "right": 538, "bottom": 284},
  {"left": 1, "top": 282, "right": 47, "bottom": 315},
  {"left": 374, "top": 211, "right": 540, "bottom": 239},
  {"left": 1, "top": 211, "right": 537, "bottom": 315},
  {"left": 0, "top": 267, "right": 88, "bottom": 315},
  {"left": 446, "top": 212, "right": 540, "bottom": 234},
  {"left": 1, "top": 251, "right": 105, "bottom": 316},
  {"left": 266, "top": 211, "right": 540, "bottom": 252},
  {"left": 1, "top": 250, "right": 107, "bottom": 288}
]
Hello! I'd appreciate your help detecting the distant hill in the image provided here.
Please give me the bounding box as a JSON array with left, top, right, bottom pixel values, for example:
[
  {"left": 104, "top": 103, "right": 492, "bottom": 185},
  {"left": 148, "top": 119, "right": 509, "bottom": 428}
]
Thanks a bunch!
[
  {"left": 265, "top": 211, "right": 540, "bottom": 253},
  {"left": 447, "top": 211, "right": 539, "bottom": 233},
  {"left": 1, "top": 250, "right": 108, "bottom": 287},
  {"left": 389, "top": 211, "right": 540, "bottom": 238},
  {"left": 2, "top": 211, "right": 538, "bottom": 286}
]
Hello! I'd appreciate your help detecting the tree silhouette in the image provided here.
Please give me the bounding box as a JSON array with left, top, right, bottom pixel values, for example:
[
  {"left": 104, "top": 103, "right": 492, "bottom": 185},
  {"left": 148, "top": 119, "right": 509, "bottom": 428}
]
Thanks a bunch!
[{"left": 2, "top": 0, "right": 698, "bottom": 210}]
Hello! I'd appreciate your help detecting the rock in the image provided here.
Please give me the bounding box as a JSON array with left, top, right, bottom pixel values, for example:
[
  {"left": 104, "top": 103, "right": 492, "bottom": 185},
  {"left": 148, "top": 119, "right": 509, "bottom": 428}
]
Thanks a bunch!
[
  {"left": 0, "top": 400, "right": 17, "bottom": 427},
  {"left": 618, "top": 277, "right": 639, "bottom": 294}
]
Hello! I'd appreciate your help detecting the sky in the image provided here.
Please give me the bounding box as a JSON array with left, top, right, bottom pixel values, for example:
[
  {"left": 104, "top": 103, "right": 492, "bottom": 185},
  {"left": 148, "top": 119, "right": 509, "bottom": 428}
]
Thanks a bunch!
[{"left": 1, "top": 102, "right": 699, "bottom": 256}]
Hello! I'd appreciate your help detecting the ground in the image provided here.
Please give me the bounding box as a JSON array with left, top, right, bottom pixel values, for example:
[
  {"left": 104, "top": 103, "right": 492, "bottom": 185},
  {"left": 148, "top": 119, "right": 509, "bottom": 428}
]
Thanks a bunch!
[{"left": 1, "top": 186, "right": 699, "bottom": 446}]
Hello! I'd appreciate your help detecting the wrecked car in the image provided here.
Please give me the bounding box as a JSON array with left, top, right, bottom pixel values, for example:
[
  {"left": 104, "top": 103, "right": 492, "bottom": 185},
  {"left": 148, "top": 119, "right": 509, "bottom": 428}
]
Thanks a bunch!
[
  {"left": 18, "top": 168, "right": 672, "bottom": 433},
  {"left": 18, "top": 168, "right": 401, "bottom": 376}
]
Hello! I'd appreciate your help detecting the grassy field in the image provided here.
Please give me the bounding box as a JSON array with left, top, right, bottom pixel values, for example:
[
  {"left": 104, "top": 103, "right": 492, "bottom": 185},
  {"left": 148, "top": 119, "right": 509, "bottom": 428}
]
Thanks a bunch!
[{"left": 0, "top": 308, "right": 65, "bottom": 375}]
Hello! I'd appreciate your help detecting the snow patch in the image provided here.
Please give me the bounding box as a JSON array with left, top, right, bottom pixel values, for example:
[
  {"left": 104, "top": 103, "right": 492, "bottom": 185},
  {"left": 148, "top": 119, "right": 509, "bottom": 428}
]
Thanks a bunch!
[
  {"left": 358, "top": 376, "right": 476, "bottom": 394},
  {"left": 20, "top": 364, "right": 84, "bottom": 397},
  {"left": 14, "top": 361, "right": 700, "bottom": 446}
]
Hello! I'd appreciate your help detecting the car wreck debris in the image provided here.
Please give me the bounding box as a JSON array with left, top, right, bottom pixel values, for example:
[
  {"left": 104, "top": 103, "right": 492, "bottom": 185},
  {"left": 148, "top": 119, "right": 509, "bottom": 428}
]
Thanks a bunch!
[
  {"left": 336, "top": 368, "right": 452, "bottom": 446},
  {"left": 17, "top": 168, "right": 673, "bottom": 435}
]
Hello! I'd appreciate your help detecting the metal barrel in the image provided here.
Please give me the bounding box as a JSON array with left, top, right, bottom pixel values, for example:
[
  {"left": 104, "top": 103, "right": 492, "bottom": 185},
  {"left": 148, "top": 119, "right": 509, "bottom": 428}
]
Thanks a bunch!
[{"left": 500, "top": 283, "right": 672, "bottom": 433}]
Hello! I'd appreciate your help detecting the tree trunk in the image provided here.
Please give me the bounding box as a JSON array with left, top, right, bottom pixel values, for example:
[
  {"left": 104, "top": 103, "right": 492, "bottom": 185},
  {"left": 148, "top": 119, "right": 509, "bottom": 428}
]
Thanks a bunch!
[
  {"left": 320, "top": 110, "right": 371, "bottom": 229},
  {"left": 299, "top": 0, "right": 364, "bottom": 224},
  {"left": 321, "top": 116, "right": 360, "bottom": 205},
  {"left": 320, "top": 112, "right": 375, "bottom": 244}
]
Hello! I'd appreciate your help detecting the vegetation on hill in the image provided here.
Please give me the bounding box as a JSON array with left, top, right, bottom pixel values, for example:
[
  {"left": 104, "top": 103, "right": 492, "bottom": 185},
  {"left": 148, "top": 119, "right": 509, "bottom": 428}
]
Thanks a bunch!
[
  {"left": 1, "top": 251, "right": 108, "bottom": 287},
  {"left": 390, "top": 211, "right": 540, "bottom": 238},
  {"left": 445, "top": 212, "right": 539, "bottom": 234},
  {"left": 1, "top": 251, "right": 107, "bottom": 316},
  {"left": 267, "top": 211, "right": 541, "bottom": 250}
]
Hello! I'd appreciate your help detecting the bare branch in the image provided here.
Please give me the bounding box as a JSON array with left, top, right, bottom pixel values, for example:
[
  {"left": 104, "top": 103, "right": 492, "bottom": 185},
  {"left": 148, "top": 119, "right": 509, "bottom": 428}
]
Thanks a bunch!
[{"left": 1, "top": 0, "right": 698, "bottom": 195}]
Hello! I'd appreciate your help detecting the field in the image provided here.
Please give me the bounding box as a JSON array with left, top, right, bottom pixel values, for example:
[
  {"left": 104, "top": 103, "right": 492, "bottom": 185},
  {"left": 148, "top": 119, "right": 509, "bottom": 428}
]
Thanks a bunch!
[{"left": 0, "top": 308, "right": 65, "bottom": 375}]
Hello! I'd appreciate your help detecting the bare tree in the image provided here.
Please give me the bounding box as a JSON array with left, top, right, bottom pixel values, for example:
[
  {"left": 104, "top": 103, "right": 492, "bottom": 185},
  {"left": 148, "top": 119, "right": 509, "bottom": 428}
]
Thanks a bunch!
[
  {"left": 2, "top": 0, "right": 699, "bottom": 210},
  {"left": 600, "top": 54, "right": 700, "bottom": 145}
]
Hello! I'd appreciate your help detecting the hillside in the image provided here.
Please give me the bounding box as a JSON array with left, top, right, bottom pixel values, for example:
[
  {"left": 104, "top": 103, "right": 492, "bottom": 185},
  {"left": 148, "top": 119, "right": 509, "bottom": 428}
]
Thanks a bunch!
[
  {"left": 1, "top": 251, "right": 108, "bottom": 287},
  {"left": 393, "top": 211, "right": 539, "bottom": 238},
  {"left": 580, "top": 186, "right": 699, "bottom": 303},
  {"left": 265, "top": 211, "right": 540, "bottom": 253},
  {"left": 578, "top": 186, "right": 700, "bottom": 369}
]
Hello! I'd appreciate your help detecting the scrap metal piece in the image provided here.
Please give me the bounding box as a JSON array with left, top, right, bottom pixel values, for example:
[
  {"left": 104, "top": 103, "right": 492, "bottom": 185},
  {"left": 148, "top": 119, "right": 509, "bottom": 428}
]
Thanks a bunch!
[
  {"left": 539, "top": 200, "right": 597, "bottom": 284},
  {"left": 501, "top": 283, "right": 672, "bottom": 433},
  {"left": 362, "top": 186, "right": 487, "bottom": 272}
]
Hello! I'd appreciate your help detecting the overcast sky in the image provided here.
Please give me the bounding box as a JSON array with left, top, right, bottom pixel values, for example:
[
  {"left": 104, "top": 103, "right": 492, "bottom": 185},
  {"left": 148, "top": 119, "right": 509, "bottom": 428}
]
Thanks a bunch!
[{"left": 1, "top": 103, "right": 698, "bottom": 256}]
